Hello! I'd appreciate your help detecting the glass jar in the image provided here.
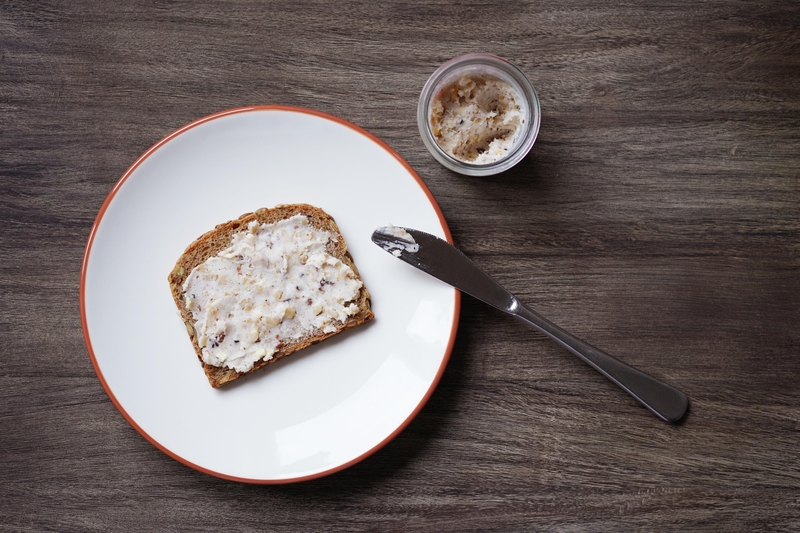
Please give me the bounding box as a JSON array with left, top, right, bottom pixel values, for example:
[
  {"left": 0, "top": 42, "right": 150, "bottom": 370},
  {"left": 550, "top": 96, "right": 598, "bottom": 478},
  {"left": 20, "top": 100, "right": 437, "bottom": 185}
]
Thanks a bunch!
[{"left": 417, "top": 54, "right": 541, "bottom": 176}]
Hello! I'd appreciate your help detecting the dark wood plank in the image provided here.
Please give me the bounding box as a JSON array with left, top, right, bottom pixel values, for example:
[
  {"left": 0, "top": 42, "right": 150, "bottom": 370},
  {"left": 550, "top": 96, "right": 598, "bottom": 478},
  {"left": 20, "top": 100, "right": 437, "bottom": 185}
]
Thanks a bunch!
[{"left": 1, "top": 0, "right": 799, "bottom": 531}]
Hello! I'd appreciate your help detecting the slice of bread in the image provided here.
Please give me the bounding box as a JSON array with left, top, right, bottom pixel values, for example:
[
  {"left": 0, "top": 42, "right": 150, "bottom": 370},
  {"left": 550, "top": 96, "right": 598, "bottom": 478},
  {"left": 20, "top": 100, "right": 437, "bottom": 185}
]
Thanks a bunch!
[{"left": 168, "top": 204, "right": 374, "bottom": 388}]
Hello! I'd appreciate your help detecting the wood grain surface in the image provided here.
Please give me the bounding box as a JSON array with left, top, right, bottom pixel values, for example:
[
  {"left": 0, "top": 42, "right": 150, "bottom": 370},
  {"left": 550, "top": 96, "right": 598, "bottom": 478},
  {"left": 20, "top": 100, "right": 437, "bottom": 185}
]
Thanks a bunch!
[{"left": 2, "top": 1, "right": 799, "bottom": 531}]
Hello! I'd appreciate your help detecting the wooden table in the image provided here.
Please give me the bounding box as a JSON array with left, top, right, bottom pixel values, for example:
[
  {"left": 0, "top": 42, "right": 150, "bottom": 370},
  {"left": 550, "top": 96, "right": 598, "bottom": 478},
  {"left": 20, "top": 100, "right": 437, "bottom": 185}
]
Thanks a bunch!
[{"left": 3, "top": 1, "right": 798, "bottom": 530}]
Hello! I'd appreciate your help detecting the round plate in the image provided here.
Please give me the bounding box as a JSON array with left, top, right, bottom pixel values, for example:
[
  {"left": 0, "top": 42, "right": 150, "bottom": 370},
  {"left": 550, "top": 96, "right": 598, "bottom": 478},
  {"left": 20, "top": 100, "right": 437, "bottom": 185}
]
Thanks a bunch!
[{"left": 81, "top": 106, "right": 459, "bottom": 483}]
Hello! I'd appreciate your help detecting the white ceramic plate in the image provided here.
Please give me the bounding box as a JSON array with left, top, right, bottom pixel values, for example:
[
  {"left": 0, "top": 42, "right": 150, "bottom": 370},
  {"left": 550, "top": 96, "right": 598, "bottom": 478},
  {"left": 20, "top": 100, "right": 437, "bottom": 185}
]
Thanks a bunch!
[{"left": 81, "top": 106, "right": 459, "bottom": 483}]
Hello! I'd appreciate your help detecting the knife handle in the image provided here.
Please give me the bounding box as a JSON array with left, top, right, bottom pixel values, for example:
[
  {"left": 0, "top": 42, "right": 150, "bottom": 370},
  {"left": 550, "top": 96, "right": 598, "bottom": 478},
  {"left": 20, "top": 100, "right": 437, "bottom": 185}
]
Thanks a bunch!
[{"left": 510, "top": 299, "right": 689, "bottom": 423}]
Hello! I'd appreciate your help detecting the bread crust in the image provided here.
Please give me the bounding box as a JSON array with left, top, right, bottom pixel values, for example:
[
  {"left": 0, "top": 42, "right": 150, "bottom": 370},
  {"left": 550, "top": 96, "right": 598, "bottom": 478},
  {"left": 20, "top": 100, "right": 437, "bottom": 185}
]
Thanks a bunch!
[{"left": 168, "top": 204, "right": 374, "bottom": 387}]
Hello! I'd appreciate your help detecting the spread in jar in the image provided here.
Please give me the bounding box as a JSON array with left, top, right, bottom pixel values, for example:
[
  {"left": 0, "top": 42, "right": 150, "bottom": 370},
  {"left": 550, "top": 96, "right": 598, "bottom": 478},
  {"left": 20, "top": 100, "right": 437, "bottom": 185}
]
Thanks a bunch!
[{"left": 429, "top": 74, "right": 525, "bottom": 164}]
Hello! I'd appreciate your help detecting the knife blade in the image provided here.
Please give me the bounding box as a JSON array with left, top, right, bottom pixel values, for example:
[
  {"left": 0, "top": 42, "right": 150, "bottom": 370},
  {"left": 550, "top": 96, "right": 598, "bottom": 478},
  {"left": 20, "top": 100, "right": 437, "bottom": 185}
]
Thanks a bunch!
[{"left": 371, "top": 226, "right": 689, "bottom": 423}]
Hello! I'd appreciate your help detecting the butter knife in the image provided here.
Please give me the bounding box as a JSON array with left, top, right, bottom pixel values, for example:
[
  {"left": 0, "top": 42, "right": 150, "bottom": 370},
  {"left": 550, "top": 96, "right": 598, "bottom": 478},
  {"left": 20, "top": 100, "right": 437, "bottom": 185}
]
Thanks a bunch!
[{"left": 372, "top": 226, "right": 689, "bottom": 423}]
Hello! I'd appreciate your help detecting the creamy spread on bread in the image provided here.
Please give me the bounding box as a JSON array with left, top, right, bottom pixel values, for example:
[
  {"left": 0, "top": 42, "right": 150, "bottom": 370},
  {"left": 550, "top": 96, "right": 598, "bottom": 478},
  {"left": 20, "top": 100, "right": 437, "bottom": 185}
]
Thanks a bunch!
[
  {"left": 430, "top": 74, "right": 524, "bottom": 164},
  {"left": 182, "top": 215, "right": 363, "bottom": 373}
]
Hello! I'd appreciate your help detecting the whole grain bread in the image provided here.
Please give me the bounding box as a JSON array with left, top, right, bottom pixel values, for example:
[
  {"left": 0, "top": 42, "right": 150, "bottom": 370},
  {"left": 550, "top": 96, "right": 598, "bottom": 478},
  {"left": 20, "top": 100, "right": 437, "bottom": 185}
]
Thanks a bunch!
[{"left": 168, "top": 204, "right": 374, "bottom": 388}]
